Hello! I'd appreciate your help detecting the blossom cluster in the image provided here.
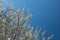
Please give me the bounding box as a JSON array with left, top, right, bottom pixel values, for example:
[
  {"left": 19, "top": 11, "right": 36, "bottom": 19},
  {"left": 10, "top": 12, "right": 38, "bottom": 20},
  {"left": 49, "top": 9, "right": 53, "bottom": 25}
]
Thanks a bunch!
[{"left": 0, "top": 0, "right": 53, "bottom": 40}]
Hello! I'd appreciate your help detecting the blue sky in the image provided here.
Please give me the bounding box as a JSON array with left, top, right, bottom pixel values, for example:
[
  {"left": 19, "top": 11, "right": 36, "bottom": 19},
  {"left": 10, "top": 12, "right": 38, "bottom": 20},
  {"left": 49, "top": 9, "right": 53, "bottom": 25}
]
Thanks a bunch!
[{"left": 7, "top": 0, "right": 60, "bottom": 40}]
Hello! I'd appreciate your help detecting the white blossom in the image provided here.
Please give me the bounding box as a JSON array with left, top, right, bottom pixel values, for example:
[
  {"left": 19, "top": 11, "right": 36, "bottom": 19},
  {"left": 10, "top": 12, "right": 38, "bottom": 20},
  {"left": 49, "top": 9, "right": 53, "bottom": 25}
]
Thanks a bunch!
[{"left": 0, "top": 0, "right": 54, "bottom": 40}]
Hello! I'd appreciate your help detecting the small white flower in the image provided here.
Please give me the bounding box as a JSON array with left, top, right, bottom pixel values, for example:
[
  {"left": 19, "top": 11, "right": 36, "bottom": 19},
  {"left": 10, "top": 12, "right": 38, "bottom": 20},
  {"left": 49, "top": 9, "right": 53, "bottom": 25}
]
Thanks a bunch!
[{"left": 8, "top": 38, "right": 11, "bottom": 40}]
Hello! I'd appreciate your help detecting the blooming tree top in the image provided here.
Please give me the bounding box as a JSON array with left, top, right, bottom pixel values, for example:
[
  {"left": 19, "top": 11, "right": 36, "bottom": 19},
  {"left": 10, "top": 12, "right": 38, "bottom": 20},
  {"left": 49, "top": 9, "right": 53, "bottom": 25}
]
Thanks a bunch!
[{"left": 0, "top": 0, "right": 53, "bottom": 40}]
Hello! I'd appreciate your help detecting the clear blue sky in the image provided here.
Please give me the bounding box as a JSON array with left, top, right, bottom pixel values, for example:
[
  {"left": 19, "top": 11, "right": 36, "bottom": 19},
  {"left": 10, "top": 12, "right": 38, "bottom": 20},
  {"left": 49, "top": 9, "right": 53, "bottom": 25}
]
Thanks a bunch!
[{"left": 8, "top": 0, "right": 60, "bottom": 40}]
